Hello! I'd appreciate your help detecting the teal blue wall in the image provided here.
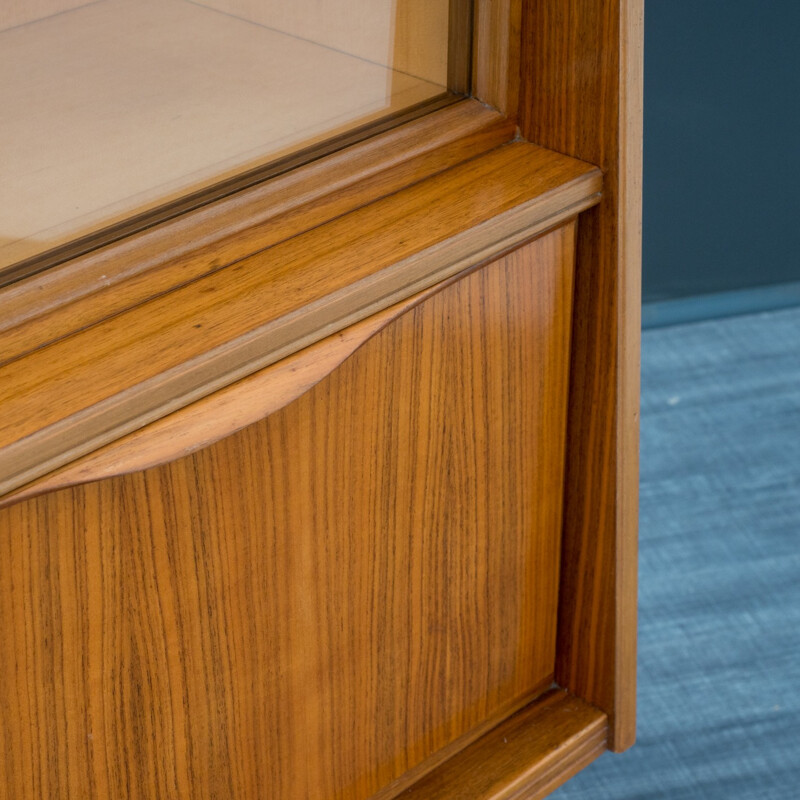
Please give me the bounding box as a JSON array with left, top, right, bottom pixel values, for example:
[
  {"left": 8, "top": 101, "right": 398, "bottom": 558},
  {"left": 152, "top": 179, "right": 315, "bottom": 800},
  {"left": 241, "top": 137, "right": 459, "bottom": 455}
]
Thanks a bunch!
[{"left": 644, "top": 1, "right": 800, "bottom": 303}]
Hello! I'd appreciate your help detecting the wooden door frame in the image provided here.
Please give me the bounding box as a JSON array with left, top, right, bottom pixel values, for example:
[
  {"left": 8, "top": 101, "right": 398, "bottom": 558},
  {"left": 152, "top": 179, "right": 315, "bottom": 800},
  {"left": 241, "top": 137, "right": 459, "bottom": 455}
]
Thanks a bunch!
[{"left": 519, "top": 0, "right": 643, "bottom": 751}]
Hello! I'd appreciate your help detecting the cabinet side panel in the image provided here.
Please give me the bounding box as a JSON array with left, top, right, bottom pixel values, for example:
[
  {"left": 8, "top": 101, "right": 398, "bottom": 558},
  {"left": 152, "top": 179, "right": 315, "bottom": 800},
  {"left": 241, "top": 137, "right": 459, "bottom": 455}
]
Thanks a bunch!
[
  {"left": 519, "top": 0, "right": 643, "bottom": 750},
  {"left": 0, "top": 227, "right": 575, "bottom": 799}
]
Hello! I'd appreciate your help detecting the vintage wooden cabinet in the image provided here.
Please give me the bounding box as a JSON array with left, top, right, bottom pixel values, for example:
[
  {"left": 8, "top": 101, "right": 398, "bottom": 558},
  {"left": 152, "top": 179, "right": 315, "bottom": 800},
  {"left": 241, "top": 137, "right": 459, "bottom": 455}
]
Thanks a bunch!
[{"left": 0, "top": 1, "right": 642, "bottom": 797}]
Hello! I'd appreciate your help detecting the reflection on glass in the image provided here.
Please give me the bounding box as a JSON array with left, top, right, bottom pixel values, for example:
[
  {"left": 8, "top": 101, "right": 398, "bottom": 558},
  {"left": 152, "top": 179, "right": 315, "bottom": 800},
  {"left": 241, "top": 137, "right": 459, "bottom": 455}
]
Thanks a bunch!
[{"left": 0, "top": 0, "right": 461, "bottom": 278}]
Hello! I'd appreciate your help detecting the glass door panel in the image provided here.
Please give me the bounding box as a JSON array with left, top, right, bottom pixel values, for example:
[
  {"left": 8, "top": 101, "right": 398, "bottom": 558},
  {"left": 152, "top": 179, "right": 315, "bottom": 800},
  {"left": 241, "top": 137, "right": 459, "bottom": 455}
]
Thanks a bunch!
[{"left": 0, "top": 0, "right": 467, "bottom": 281}]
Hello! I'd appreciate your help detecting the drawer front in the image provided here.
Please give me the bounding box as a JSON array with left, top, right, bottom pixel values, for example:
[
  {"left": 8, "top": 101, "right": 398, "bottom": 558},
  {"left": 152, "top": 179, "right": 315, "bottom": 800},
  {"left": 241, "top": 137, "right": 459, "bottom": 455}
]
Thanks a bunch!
[{"left": 0, "top": 224, "right": 575, "bottom": 799}]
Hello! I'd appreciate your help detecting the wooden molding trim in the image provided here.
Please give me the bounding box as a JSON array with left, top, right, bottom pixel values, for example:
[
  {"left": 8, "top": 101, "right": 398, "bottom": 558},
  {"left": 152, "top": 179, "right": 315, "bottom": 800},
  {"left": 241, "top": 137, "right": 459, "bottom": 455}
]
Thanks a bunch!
[
  {"left": 0, "top": 284, "right": 435, "bottom": 508},
  {"left": 0, "top": 142, "right": 600, "bottom": 499},
  {"left": 0, "top": 100, "right": 515, "bottom": 356},
  {"left": 473, "top": 0, "right": 523, "bottom": 117},
  {"left": 392, "top": 689, "right": 607, "bottom": 799},
  {"left": 0, "top": 91, "right": 463, "bottom": 289},
  {"left": 519, "top": 0, "right": 643, "bottom": 751},
  {"left": 0, "top": 219, "right": 578, "bottom": 507}
]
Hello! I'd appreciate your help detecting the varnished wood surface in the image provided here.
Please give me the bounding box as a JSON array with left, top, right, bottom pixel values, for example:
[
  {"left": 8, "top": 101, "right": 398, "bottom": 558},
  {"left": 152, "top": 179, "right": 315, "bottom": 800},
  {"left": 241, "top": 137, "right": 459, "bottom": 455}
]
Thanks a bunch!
[
  {"left": 519, "top": 0, "right": 643, "bottom": 751},
  {"left": 0, "top": 101, "right": 513, "bottom": 336},
  {"left": 0, "top": 302, "right": 410, "bottom": 506},
  {"left": 0, "top": 233, "right": 575, "bottom": 799},
  {"left": 447, "top": 0, "right": 474, "bottom": 94},
  {"left": 0, "top": 281, "right": 449, "bottom": 507},
  {"left": 398, "top": 689, "right": 607, "bottom": 799},
  {"left": 472, "top": 0, "right": 522, "bottom": 116},
  {"left": 0, "top": 143, "right": 600, "bottom": 498},
  {"left": 0, "top": 95, "right": 460, "bottom": 290}
]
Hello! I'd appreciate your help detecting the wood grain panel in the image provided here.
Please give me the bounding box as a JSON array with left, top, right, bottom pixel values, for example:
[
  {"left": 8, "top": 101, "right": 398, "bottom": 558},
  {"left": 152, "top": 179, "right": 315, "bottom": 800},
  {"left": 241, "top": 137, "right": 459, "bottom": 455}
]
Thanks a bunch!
[
  {"left": 519, "top": 0, "right": 643, "bottom": 751},
  {"left": 0, "top": 230, "right": 575, "bottom": 799},
  {"left": 0, "top": 143, "right": 600, "bottom": 498},
  {"left": 0, "top": 280, "right": 457, "bottom": 507}
]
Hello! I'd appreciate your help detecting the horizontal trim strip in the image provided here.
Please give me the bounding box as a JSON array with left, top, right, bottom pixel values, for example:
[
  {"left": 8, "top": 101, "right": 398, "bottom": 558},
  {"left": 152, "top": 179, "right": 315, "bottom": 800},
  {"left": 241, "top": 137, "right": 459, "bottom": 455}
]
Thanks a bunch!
[
  {"left": 0, "top": 100, "right": 516, "bottom": 356},
  {"left": 0, "top": 92, "right": 462, "bottom": 288},
  {"left": 0, "top": 285, "right": 444, "bottom": 508},
  {"left": 0, "top": 142, "right": 601, "bottom": 497},
  {"left": 1, "top": 223, "right": 579, "bottom": 507},
  {"left": 392, "top": 689, "right": 607, "bottom": 799}
]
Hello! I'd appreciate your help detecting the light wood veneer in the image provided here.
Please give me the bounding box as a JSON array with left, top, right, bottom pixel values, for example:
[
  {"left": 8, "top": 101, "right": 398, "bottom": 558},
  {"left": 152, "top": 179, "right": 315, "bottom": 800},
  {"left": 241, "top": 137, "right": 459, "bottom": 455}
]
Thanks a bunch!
[{"left": 0, "top": 231, "right": 575, "bottom": 799}]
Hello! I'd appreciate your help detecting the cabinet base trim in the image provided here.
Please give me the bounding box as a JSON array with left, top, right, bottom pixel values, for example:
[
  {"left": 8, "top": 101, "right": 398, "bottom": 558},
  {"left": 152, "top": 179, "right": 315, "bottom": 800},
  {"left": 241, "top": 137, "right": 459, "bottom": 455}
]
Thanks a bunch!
[{"left": 393, "top": 689, "right": 607, "bottom": 800}]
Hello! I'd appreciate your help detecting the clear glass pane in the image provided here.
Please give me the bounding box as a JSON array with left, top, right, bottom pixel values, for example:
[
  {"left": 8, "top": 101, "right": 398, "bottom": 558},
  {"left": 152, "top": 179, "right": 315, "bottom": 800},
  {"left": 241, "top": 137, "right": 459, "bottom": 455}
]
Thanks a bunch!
[{"left": 0, "top": 0, "right": 465, "bottom": 280}]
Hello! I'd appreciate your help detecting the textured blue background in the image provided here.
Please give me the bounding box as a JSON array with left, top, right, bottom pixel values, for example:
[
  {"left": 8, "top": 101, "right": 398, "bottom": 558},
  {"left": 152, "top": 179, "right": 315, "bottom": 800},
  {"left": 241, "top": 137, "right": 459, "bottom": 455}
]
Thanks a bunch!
[{"left": 553, "top": 308, "right": 800, "bottom": 798}]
